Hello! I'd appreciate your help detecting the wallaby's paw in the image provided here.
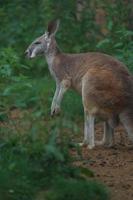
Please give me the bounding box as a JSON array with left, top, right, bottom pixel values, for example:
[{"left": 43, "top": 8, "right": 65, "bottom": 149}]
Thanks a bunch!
[{"left": 51, "top": 106, "right": 61, "bottom": 117}]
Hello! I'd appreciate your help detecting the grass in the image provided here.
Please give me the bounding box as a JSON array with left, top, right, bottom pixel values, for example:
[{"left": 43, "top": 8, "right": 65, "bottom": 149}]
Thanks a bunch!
[
  {"left": 0, "top": 75, "right": 110, "bottom": 200},
  {"left": 0, "top": 122, "right": 109, "bottom": 200}
]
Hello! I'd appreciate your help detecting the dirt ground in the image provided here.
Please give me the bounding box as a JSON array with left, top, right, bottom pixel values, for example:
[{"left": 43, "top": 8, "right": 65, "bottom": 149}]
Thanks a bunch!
[
  {"left": 72, "top": 123, "right": 133, "bottom": 200},
  {"left": 1, "top": 109, "right": 133, "bottom": 200}
]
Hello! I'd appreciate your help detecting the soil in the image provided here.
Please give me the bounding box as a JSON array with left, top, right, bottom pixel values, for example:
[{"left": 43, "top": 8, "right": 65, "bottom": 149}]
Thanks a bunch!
[
  {"left": 1, "top": 109, "right": 133, "bottom": 200},
  {"left": 71, "top": 123, "right": 133, "bottom": 200}
]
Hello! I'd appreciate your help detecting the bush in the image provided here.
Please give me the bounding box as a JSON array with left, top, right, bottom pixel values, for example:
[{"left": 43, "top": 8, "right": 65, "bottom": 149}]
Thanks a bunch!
[
  {"left": 0, "top": 130, "right": 109, "bottom": 200},
  {"left": 45, "top": 178, "right": 109, "bottom": 200}
]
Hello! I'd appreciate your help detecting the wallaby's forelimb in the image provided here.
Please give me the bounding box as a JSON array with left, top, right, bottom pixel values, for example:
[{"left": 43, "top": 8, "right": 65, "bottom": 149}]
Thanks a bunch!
[
  {"left": 51, "top": 79, "right": 71, "bottom": 116},
  {"left": 51, "top": 83, "right": 60, "bottom": 116}
]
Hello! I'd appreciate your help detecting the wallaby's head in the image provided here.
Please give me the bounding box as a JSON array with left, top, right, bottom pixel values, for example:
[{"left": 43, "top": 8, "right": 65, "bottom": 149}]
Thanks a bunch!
[{"left": 25, "top": 20, "right": 59, "bottom": 58}]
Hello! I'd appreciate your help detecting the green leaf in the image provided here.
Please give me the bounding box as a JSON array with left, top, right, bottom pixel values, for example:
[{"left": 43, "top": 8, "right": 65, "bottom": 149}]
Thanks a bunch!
[
  {"left": 114, "top": 42, "right": 123, "bottom": 48},
  {"left": 96, "top": 39, "right": 110, "bottom": 49},
  {"left": 107, "top": 21, "right": 113, "bottom": 31},
  {"left": 78, "top": 166, "right": 94, "bottom": 178}
]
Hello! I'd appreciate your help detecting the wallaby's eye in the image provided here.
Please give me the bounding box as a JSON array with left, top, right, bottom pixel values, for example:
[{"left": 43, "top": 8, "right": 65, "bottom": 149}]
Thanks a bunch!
[{"left": 34, "top": 41, "right": 41, "bottom": 45}]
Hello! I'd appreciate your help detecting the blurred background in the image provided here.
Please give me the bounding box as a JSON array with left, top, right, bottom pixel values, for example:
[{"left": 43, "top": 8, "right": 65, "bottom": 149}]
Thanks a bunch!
[
  {"left": 0, "top": 1, "right": 133, "bottom": 200},
  {"left": 0, "top": 0, "right": 133, "bottom": 116}
]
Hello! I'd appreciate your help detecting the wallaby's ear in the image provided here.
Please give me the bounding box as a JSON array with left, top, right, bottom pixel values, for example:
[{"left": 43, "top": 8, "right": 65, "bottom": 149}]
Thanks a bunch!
[{"left": 47, "top": 19, "right": 60, "bottom": 36}]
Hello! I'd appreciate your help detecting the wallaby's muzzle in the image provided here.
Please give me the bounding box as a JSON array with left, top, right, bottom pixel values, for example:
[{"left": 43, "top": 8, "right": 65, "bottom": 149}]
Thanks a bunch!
[{"left": 25, "top": 48, "right": 32, "bottom": 58}]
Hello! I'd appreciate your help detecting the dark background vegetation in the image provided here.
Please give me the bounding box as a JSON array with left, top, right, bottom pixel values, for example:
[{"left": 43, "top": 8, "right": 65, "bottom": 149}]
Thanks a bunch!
[{"left": 0, "top": 0, "right": 133, "bottom": 199}]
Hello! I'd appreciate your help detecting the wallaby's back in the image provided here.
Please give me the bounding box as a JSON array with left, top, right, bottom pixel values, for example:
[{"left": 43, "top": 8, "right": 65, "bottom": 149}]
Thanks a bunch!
[{"left": 53, "top": 52, "right": 132, "bottom": 100}]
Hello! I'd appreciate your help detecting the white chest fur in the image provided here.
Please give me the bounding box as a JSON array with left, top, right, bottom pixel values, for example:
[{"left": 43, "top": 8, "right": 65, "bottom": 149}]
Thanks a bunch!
[{"left": 46, "top": 54, "right": 57, "bottom": 81}]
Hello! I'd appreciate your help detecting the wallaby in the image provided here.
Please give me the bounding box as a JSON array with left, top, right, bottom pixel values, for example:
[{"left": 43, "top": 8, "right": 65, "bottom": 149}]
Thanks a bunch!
[{"left": 25, "top": 20, "right": 133, "bottom": 149}]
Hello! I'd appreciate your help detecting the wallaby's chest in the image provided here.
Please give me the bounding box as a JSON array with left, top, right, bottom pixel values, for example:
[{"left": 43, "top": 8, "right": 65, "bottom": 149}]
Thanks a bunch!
[
  {"left": 46, "top": 55, "right": 58, "bottom": 81},
  {"left": 46, "top": 55, "right": 70, "bottom": 82}
]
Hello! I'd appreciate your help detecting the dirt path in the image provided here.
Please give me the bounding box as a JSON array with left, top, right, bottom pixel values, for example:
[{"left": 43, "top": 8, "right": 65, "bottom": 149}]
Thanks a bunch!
[{"left": 72, "top": 124, "right": 133, "bottom": 200}]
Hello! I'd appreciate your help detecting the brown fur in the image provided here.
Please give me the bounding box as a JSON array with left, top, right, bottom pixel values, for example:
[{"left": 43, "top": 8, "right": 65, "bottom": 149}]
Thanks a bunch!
[{"left": 52, "top": 50, "right": 132, "bottom": 118}]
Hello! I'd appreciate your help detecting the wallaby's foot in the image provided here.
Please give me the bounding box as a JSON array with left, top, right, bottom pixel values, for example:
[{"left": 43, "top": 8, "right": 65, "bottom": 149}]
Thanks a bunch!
[
  {"left": 103, "top": 142, "right": 114, "bottom": 148},
  {"left": 95, "top": 140, "right": 114, "bottom": 148}
]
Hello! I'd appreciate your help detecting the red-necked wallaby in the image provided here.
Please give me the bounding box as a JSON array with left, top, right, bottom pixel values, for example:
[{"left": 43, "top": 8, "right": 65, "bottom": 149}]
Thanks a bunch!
[{"left": 25, "top": 20, "right": 133, "bottom": 149}]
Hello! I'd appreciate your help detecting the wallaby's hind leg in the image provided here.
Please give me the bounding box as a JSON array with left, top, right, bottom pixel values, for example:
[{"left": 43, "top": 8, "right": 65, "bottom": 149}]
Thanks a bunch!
[
  {"left": 108, "top": 115, "right": 119, "bottom": 129},
  {"left": 120, "top": 110, "right": 133, "bottom": 143},
  {"left": 80, "top": 112, "right": 95, "bottom": 149},
  {"left": 95, "top": 121, "right": 114, "bottom": 147},
  {"left": 103, "top": 121, "right": 114, "bottom": 147}
]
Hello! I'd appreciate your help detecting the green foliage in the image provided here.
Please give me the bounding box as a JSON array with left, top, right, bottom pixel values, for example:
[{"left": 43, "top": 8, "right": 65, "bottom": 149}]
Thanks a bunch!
[
  {"left": 45, "top": 178, "right": 109, "bottom": 200},
  {"left": 96, "top": 28, "right": 133, "bottom": 69},
  {"left": 0, "top": 131, "right": 67, "bottom": 200},
  {"left": 95, "top": 0, "right": 133, "bottom": 70},
  {"left": 0, "top": 0, "right": 132, "bottom": 73},
  {"left": 0, "top": 48, "right": 22, "bottom": 79},
  {"left": 0, "top": 129, "right": 109, "bottom": 200}
]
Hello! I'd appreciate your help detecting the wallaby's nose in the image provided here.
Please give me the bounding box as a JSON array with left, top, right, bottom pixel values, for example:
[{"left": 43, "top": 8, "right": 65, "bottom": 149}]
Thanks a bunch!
[{"left": 24, "top": 50, "right": 29, "bottom": 57}]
